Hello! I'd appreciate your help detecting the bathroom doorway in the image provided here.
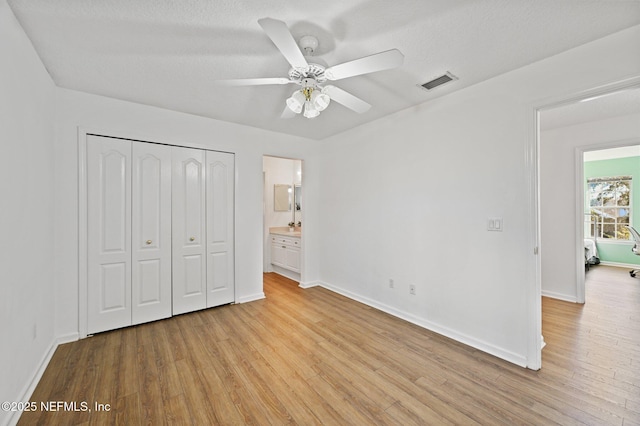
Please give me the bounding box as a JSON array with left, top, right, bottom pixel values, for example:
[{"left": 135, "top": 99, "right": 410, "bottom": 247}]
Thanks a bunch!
[{"left": 263, "top": 156, "right": 303, "bottom": 282}]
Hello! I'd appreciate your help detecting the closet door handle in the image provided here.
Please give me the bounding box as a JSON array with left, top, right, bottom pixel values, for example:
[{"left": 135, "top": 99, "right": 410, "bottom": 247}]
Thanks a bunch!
[
  {"left": 146, "top": 240, "right": 152, "bottom": 245},
  {"left": 190, "top": 237, "right": 195, "bottom": 242}
]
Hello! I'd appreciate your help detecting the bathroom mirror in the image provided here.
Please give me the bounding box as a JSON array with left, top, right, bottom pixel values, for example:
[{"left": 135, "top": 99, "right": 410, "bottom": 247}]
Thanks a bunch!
[
  {"left": 294, "top": 184, "right": 302, "bottom": 223},
  {"left": 274, "top": 184, "right": 291, "bottom": 211}
]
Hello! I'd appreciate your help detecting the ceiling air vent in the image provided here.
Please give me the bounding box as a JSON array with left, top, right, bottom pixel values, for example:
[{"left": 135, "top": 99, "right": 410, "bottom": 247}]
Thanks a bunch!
[{"left": 419, "top": 72, "right": 458, "bottom": 91}]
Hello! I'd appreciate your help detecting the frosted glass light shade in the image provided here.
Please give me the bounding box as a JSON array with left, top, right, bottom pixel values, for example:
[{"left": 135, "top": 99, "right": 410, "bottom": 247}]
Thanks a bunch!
[
  {"left": 303, "top": 101, "right": 319, "bottom": 118},
  {"left": 286, "top": 91, "right": 305, "bottom": 114},
  {"left": 313, "top": 92, "right": 330, "bottom": 111}
]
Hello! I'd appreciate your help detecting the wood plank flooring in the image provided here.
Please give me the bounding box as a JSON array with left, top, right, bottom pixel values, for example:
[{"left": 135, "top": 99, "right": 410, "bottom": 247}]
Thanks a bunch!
[{"left": 19, "top": 267, "right": 640, "bottom": 425}]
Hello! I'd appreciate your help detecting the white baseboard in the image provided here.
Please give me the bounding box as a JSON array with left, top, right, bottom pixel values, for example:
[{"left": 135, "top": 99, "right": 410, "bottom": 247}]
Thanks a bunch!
[
  {"left": 541, "top": 290, "right": 578, "bottom": 303},
  {"left": 299, "top": 281, "right": 319, "bottom": 289},
  {"left": 6, "top": 336, "right": 62, "bottom": 426},
  {"left": 236, "top": 292, "right": 265, "bottom": 304},
  {"left": 317, "top": 281, "right": 528, "bottom": 368},
  {"left": 598, "top": 261, "right": 640, "bottom": 269},
  {"left": 56, "top": 332, "right": 80, "bottom": 345},
  {"left": 270, "top": 266, "right": 301, "bottom": 283}
]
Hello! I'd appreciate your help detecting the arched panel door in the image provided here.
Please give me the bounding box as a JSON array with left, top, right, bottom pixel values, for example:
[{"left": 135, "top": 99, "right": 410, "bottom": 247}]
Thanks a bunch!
[
  {"left": 172, "top": 147, "right": 207, "bottom": 315},
  {"left": 131, "top": 142, "right": 172, "bottom": 324},
  {"left": 87, "top": 135, "right": 131, "bottom": 334},
  {"left": 206, "top": 151, "right": 235, "bottom": 307}
]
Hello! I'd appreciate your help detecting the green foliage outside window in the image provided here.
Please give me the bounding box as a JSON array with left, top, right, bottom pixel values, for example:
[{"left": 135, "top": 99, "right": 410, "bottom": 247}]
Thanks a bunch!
[{"left": 587, "top": 178, "right": 631, "bottom": 240}]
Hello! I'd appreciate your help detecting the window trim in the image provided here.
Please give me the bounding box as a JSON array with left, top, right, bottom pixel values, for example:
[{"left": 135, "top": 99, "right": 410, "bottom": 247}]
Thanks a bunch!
[{"left": 586, "top": 175, "right": 632, "bottom": 241}]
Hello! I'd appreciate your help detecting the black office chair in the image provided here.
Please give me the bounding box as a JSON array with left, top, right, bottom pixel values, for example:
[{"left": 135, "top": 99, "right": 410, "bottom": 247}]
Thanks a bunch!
[{"left": 627, "top": 225, "right": 640, "bottom": 278}]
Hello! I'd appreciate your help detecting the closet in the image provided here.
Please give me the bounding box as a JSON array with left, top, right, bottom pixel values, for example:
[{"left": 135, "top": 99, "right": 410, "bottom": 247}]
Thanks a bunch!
[{"left": 86, "top": 135, "right": 234, "bottom": 334}]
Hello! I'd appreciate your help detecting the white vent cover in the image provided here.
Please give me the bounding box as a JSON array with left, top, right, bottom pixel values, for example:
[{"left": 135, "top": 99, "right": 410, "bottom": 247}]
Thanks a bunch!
[{"left": 418, "top": 72, "right": 458, "bottom": 91}]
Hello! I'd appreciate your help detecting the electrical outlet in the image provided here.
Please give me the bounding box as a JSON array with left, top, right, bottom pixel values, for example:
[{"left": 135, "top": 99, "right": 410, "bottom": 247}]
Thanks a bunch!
[
  {"left": 409, "top": 284, "right": 416, "bottom": 295},
  {"left": 389, "top": 278, "right": 395, "bottom": 289}
]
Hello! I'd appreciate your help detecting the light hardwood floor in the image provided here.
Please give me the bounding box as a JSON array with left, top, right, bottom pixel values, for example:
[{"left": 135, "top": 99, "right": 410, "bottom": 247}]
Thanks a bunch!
[{"left": 19, "top": 267, "right": 640, "bottom": 425}]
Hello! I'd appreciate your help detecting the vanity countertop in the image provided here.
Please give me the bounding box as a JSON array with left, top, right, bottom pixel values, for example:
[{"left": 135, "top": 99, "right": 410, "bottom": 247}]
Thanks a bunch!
[{"left": 270, "top": 227, "right": 301, "bottom": 238}]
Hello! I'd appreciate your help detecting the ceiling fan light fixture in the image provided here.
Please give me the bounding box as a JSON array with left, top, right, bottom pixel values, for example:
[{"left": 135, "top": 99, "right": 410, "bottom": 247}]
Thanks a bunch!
[
  {"left": 218, "top": 18, "right": 404, "bottom": 120},
  {"left": 313, "top": 92, "right": 331, "bottom": 111},
  {"left": 303, "top": 101, "right": 320, "bottom": 118},
  {"left": 286, "top": 90, "right": 305, "bottom": 113}
]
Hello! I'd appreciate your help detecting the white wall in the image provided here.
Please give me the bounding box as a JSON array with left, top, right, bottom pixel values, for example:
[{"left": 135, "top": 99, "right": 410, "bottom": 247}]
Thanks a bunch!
[
  {"left": 0, "top": 2, "right": 56, "bottom": 425},
  {"left": 54, "top": 88, "right": 320, "bottom": 338},
  {"left": 309, "top": 25, "right": 640, "bottom": 367},
  {"left": 540, "top": 113, "right": 640, "bottom": 301}
]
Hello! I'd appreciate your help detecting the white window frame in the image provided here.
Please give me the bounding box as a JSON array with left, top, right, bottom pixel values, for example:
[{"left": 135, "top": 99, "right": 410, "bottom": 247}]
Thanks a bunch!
[{"left": 586, "top": 176, "right": 632, "bottom": 241}]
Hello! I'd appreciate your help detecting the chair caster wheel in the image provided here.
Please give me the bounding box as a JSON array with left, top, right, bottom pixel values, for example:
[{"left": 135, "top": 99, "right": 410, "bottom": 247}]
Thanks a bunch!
[{"left": 631, "top": 272, "right": 636, "bottom": 278}]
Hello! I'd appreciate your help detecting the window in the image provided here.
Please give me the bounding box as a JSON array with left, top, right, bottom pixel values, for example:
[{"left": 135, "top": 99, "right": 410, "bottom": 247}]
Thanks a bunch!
[{"left": 587, "top": 176, "right": 632, "bottom": 240}]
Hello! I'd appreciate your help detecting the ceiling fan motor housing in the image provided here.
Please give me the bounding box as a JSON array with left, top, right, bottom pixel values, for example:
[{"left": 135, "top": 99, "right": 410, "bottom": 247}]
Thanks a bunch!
[{"left": 289, "top": 63, "right": 327, "bottom": 83}]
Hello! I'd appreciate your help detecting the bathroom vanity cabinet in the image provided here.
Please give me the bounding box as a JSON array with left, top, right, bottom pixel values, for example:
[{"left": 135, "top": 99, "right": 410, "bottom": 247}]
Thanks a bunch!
[{"left": 270, "top": 234, "right": 301, "bottom": 273}]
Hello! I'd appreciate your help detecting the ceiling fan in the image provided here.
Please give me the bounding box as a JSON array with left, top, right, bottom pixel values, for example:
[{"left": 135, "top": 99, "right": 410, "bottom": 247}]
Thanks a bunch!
[{"left": 215, "top": 18, "right": 404, "bottom": 118}]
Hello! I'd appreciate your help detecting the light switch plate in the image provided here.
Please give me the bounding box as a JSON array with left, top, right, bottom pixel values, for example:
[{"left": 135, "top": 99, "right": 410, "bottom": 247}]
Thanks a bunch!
[{"left": 488, "top": 217, "right": 503, "bottom": 232}]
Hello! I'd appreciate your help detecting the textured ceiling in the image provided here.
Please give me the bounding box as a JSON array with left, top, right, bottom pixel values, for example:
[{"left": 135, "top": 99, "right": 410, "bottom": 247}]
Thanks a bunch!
[{"left": 7, "top": 0, "right": 640, "bottom": 140}]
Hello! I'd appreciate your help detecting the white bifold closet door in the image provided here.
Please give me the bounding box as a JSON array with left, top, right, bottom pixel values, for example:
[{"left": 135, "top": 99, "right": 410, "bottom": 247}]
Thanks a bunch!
[
  {"left": 131, "top": 142, "right": 172, "bottom": 325},
  {"left": 87, "top": 136, "right": 132, "bottom": 333},
  {"left": 172, "top": 148, "right": 235, "bottom": 313},
  {"left": 87, "top": 135, "right": 234, "bottom": 333},
  {"left": 87, "top": 136, "right": 172, "bottom": 334},
  {"left": 205, "top": 151, "right": 235, "bottom": 307},
  {"left": 171, "top": 147, "right": 207, "bottom": 315}
]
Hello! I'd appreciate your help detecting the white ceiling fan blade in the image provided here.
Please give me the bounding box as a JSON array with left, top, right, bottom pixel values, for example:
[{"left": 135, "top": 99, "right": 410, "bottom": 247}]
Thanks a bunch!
[
  {"left": 324, "top": 49, "right": 404, "bottom": 81},
  {"left": 281, "top": 105, "right": 297, "bottom": 119},
  {"left": 214, "top": 77, "right": 293, "bottom": 86},
  {"left": 323, "top": 85, "right": 371, "bottom": 114},
  {"left": 258, "top": 18, "right": 308, "bottom": 70}
]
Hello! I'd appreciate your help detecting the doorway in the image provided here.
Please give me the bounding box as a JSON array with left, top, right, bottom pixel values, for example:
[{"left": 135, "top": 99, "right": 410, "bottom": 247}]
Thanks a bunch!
[
  {"left": 539, "top": 86, "right": 640, "bottom": 304},
  {"left": 263, "top": 155, "right": 303, "bottom": 283},
  {"left": 537, "top": 83, "right": 640, "bottom": 367}
]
